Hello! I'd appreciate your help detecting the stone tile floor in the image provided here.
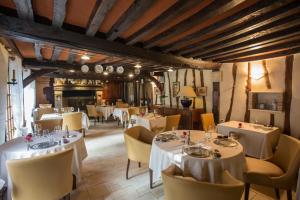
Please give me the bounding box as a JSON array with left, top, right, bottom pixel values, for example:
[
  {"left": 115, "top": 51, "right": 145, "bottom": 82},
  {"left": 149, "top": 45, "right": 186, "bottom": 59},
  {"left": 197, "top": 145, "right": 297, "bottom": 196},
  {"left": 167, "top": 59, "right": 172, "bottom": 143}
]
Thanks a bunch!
[{"left": 70, "top": 121, "right": 296, "bottom": 200}]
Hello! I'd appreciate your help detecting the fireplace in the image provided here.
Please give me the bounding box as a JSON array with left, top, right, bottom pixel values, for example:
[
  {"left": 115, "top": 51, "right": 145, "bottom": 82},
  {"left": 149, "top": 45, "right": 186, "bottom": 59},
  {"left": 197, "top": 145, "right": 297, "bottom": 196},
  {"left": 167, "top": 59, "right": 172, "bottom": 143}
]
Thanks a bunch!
[{"left": 62, "top": 90, "right": 96, "bottom": 110}]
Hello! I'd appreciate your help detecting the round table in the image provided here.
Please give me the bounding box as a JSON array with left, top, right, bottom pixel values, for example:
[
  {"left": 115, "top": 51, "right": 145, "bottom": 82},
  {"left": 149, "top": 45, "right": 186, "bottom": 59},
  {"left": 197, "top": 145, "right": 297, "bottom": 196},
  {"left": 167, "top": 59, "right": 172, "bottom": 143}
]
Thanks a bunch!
[
  {"left": 149, "top": 130, "right": 246, "bottom": 183},
  {"left": 0, "top": 131, "right": 87, "bottom": 200}
]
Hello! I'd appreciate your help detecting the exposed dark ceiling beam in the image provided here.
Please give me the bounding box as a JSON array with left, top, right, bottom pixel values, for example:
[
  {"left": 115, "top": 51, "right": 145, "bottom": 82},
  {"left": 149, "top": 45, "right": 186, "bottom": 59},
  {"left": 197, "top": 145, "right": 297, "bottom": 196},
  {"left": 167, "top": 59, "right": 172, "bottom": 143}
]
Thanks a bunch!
[
  {"left": 193, "top": 16, "right": 300, "bottom": 58},
  {"left": 125, "top": 0, "right": 201, "bottom": 45},
  {"left": 52, "top": 0, "right": 67, "bottom": 27},
  {"left": 34, "top": 43, "right": 43, "bottom": 61},
  {"left": 162, "top": 0, "right": 285, "bottom": 53},
  {"left": 212, "top": 36, "right": 300, "bottom": 62},
  {"left": 12, "top": 0, "right": 33, "bottom": 20},
  {"left": 106, "top": 0, "right": 155, "bottom": 41},
  {"left": 86, "top": 0, "right": 117, "bottom": 36},
  {"left": 178, "top": 1, "right": 300, "bottom": 56},
  {"left": 0, "top": 38, "right": 22, "bottom": 58},
  {"left": 144, "top": 0, "right": 245, "bottom": 49},
  {"left": 221, "top": 46, "right": 300, "bottom": 63},
  {"left": 23, "top": 69, "right": 56, "bottom": 87},
  {"left": 0, "top": 15, "right": 219, "bottom": 69}
]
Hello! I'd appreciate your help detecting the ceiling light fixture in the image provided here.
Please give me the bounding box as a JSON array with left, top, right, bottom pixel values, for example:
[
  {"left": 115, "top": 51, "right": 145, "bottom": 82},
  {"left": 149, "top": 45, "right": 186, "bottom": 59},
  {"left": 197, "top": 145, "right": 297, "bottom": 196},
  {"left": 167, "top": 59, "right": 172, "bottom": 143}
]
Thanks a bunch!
[
  {"left": 168, "top": 68, "right": 174, "bottom": 72},
  {"left": 103, "top": 71, "right": 109, "bottom": 75},
  {"left": 134, "top": 64, "right": 142, "bottom": 68},
  {"left": 128, "top": 73, "right": 134, "bottom": 78},
  {"left": 81, "top": 54, "right": 90, "bottom": 60},
  {"left": 69, "top": 69, "right": 75, "bottom": 73}
]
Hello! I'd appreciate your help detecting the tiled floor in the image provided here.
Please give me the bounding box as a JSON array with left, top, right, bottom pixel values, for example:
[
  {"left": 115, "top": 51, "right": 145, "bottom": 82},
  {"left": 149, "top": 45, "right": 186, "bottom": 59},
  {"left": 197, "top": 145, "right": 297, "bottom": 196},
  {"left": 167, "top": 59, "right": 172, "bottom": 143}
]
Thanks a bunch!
[{"left": 70, "top": 121, "right": 296, "bottom": 200}]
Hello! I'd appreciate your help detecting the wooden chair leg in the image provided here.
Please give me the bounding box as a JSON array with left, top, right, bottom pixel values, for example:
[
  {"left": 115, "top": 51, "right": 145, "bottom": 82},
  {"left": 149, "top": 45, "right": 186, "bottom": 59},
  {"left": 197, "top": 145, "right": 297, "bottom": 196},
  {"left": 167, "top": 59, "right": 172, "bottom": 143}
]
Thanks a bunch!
[
  {"left": 274, "top": 188, "right": 280, "bottom": 199},
  {"left": 138, "top": 162, "right": 141, "bottom": 168},
  {"left": 126, "top": 159, "right": 130, "bottom": 180},
  {"left": 63, "top": 193, "right": 70, "bottom": 200},
  {"left": 286, "top": 189, "right": 292, "bottom": 200},
  {"left": 72, "top": 174, "right": 77, "bottom": 190},
  {"left": 149, "top": 168, "right": 153, "bottom": 189},
  {"left": 244, "top": 183, "right": 250, "bottom": 200}
]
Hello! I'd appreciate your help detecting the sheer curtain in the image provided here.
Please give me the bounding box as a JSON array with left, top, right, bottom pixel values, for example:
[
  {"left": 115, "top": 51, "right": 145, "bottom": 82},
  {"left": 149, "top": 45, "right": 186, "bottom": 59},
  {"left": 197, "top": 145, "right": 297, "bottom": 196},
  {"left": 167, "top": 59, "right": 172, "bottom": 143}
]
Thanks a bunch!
[
  {"left": 0, "top": 44, "right": 8, "bottom": 144},
  {"left": 9, "top": 57, "right": 25, "bottom": 137}
]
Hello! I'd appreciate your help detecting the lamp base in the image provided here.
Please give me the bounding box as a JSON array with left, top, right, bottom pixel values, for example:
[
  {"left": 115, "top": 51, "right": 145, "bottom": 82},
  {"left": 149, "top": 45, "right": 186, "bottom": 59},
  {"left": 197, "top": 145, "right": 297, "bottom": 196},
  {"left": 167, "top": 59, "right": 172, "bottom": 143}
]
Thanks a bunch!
[{"left": 181, "top": 99, "right": 192, "bottom": 108}]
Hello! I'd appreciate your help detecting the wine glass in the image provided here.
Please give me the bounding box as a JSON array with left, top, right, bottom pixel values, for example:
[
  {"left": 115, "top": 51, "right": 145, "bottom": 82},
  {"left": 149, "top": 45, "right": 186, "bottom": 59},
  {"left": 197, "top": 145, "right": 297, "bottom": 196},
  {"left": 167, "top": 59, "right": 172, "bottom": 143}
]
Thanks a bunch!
[{"left": 71, "top": 107, "right": 74, "bottom": 112}]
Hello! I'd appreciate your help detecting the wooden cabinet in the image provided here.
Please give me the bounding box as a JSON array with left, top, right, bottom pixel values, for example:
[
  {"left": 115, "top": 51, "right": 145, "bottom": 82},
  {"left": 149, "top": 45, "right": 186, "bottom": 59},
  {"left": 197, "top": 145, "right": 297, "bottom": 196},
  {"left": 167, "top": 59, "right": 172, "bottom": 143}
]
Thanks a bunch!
[{"left": 156, "top": 106, "right": 204, "bottom": 130}]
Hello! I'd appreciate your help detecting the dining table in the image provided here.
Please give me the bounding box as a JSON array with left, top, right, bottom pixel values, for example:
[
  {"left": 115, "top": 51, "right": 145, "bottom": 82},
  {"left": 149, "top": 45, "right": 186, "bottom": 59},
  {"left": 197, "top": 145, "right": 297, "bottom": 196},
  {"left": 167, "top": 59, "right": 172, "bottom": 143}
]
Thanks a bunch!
[
  {"left": 217, "top": 121, "right": 280, "bottom": 159},
  {"left": 40, "top": 112, "right": 90, "bottom": 130},
  {"left": 149, "top": 130, "right": 246, "bottom": 183},
  {"left": 129, "top": 113, "right": 166, "bottom": 132},
  {"left": 96, "top": 105, "right": 115, "bottom": 120},
  {"left": 0, "top": 131, "right": 87, "bottom": 200}
]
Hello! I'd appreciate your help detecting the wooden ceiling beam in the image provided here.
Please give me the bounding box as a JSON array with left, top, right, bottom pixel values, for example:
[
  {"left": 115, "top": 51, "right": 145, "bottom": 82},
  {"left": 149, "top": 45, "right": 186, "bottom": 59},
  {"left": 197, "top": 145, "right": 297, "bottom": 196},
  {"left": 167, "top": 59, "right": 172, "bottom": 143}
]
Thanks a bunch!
[
  {"left": 23, "top": 69, "right": 56, "bottom": 88},
  {"left": 0, "top": 38, "right": 22, "bottom": 58},
  {"left": 220, "top": 46, "right": 300, "bottom": 63},
  {"left": 12, "top": 0, "right": 33, "bottom": 20},
  {"left": 212, "top": 37, "right": 300, "bottom": 62},
  {"left": 0, "top": 15, "right": 219, "bottom": 69},
  {"left": 52, "top": 0, "right": 67, "bottom": 27},
  {"left": 106, "top": 0, "right": 154, "bottom": 41},
  {"left": 180, "top": 2, "right": 300, "bottom": 56},
  {"left": 143, "top": 0, "right": 244, "bottom": 49},
  {"left": 162, "top": 0, "right": 285, "bottom": 53},
  {"left": 34, "top": 43, "right": 43, "bottom": 61},
  {"left": 125, "top": 0, "right": 201, "bottom": 45},
  {"left": 192, "top": 16, "right": 300, "bottom": 58},
  {"left": 86, "top": 0, "right": 117, "bottom": 36}
]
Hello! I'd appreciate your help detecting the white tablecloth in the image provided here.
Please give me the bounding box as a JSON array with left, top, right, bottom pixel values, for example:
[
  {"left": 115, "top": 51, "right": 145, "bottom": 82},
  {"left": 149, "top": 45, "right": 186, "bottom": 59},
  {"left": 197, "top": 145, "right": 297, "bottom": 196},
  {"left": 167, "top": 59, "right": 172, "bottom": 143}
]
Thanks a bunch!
[
  {"left": 149, "top": 130, "right": 246, "bottom": 183},
  {"left": 217, "top": 121, "right": 280, "bottom": 159},
  {"left": 41, "top": 112, "right": 90, "bottom": 129},
  {"left": 96, "top": 106, "right": 114, "bottom": 120},
  {"left": 0, "top": 131, "right": 87, "bottom": 200},
  {"left": 130, "top": 113, "right": 166, "bottom": 131}
]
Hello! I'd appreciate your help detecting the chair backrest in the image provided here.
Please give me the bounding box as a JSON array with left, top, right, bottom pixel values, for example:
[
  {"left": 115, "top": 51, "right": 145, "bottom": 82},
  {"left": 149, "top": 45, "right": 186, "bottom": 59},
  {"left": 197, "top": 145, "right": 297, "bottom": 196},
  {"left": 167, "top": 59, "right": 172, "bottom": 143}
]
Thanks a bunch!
[
  {"left": 162, "top": 165, "right": 244, "bottom": 200},
  {"left": 116, "top": 102, "right": 129, "bottom": 108},
  {"left": 6, "top": 149, "right": 73, "bottom": 200},
  {"left": 35, "top": 108, "right": 54, "bottom": 120},
  {"left": 128, "top": 107, "right": 140, "bottom": 118},
  {"left": 39, "top": 104, "right": 52, "bottom": 108},
  {"left": 62, "top": 112, "right": 82, "bottom": 131},
  {"left": 86, "top": 105, "right": 97, "bottom": 117},
  {"left": 165, "top": 115, "right": 181, "bottom": 131},
  {"left": 271, "top": 134, "right": 300, "bottom": 177},
  {"left": 201, "top": 113, "right": 215, "bottom": 131},
  {"left": 124, "top": 126, "right": 155, "bottom": 163},
  {"left": 34, "top": 119, "right": 63, "bottom": 132}
]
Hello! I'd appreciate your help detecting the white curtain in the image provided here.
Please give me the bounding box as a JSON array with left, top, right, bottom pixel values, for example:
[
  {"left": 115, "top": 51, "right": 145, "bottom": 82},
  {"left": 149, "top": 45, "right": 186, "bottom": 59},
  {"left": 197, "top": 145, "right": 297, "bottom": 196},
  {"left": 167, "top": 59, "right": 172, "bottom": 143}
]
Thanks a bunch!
[
  {"left": 0, "top": 44, "right": 8, "bottom": 144},
  {"left": 9, "top": 57, "right": 25, "bottom": 137}
]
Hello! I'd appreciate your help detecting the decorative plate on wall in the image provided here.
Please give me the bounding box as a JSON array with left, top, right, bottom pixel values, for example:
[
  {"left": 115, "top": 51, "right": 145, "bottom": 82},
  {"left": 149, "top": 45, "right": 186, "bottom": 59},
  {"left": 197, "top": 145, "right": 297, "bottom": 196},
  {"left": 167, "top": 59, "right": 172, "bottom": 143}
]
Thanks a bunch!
[
  {"left": 81, "top": 65, "right": 89, "bottom": 73},
  {"left": 94, "top": 64, "right": 103, "bottom": 73},
  {"left": 116, "top": 66, "right": 124, "bottom": 74},
  {"left": 106, "top": 65, "right": 114, "bottom": 73}
]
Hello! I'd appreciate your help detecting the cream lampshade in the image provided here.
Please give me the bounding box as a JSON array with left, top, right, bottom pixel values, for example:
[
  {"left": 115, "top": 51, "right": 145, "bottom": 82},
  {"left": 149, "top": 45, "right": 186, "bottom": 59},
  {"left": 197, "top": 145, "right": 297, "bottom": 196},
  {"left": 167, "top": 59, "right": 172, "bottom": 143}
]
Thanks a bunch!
[{"left": 177, "top": 86, "right": 196, "bottom": 108}]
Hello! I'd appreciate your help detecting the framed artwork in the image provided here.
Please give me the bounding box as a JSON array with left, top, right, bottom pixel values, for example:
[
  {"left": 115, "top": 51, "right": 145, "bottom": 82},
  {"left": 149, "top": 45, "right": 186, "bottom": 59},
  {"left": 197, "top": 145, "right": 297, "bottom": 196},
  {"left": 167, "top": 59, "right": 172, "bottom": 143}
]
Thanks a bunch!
[
  {"left": 172, "top": 82, "right": 180, "bottom": 97},
  {"left": 154, "top": 87, "right": 160, "bottom": 95},
  {"left": 196, "top": 86, "right": 207, "bottom": 96}
]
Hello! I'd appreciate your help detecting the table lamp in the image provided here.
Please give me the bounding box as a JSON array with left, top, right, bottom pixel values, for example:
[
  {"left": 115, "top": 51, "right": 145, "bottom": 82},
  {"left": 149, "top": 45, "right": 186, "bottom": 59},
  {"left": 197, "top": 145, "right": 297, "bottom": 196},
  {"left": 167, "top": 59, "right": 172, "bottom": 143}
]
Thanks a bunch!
[{"left": 177, "top": 86, "right": 196, "bottom": 108}]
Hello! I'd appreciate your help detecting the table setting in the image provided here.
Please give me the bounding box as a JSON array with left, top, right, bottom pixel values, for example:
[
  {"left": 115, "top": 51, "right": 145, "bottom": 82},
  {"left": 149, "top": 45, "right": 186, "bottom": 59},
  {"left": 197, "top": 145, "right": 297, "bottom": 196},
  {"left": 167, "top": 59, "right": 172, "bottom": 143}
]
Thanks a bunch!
[
  {"left": 96, "top": 105, "right": 115, "bottom": 120},
  {"left": 129, "top": 112, "right": 166, "bottom": 132},
  {"left": 149, "top": 130, "right": 246, "bottom": 184},
  {"left": 0, "top": 129, "right": 87, "bottom": 200}
]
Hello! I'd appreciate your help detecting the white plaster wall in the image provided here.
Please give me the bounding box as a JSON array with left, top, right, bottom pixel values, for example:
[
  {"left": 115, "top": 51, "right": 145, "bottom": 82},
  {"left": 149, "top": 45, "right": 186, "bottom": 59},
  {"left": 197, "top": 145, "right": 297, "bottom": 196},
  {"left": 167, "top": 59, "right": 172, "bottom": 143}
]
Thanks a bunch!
[
  {"left": 163, "top": 69, "right": 213, "bottom": 110},
  {"left": 219, "top": 53, "right": 300, "bottom": 138}
]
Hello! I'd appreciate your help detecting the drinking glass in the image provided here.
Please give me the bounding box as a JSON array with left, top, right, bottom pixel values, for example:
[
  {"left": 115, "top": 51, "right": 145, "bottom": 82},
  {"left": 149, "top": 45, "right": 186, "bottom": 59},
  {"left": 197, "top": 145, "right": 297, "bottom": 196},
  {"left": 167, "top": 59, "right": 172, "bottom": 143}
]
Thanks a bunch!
[
  {"left": 71, "top": 107, "right": 74, "bottom": 112},
  {"left": 43, "top": 129, "right": 49, "bottom": 138}
]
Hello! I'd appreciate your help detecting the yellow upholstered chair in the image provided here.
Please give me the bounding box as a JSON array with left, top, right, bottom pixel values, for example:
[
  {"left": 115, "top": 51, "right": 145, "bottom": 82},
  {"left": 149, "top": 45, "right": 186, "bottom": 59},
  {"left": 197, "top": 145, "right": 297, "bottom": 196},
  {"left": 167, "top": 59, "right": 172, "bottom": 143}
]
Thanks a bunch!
[
  {"left": 34, "top": 119, "right": 63, "bottom": 132},
  {"left": 124, "top": 126, "right": 156, "bottom": 188},
  {"left": 6, "top": 149, "right": 74, "bottom": 200},
  {"left": 39, "top": 104, "right": 52, "bottom": 108},
  {"left": 162, "top": 165, "right": 244, "bottom": 200},
  {"left": 164, "top": 115, "right": 181, "bottom": 131},
  {"left": 62, "top": 112, "right": 84, "bottom": 136},
  {"left": 86, "top": 105, "right": 104, "bottom": 125},
  {"left": 243, "top": 134, "right": 300, "bottom": 200},
  {"left": 201, "top": 113, "right": 215, "bottom": 131},
  {"left": 116, "top": 102, "right": 129, "bottom": 108}
]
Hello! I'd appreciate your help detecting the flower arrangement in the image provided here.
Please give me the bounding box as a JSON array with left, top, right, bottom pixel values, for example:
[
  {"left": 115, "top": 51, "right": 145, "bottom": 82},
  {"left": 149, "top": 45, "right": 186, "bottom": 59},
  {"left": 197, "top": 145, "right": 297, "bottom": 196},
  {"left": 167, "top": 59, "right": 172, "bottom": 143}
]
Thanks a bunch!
[{"left": 24, "top": 133, "right": 33, "bottom": 142}]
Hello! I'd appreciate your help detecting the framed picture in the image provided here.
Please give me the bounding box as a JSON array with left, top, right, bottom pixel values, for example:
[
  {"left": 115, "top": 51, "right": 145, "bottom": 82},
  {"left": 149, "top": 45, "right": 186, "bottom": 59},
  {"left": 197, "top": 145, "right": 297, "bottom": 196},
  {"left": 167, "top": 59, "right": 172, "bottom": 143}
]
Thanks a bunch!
[
  {"left": 196, "top": 86, "right": 207, "bottom": 96},
  {"left": 154, "top": 87, "right": 160, "bottom": 95},
  {"left": 172, "top": 82, "right": 180, "bottom": 97}
]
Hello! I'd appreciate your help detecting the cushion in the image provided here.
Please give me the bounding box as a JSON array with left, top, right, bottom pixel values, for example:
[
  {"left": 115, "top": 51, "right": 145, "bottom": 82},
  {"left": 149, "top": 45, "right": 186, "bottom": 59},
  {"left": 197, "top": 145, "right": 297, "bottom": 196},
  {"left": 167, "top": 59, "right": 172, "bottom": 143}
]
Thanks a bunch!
[{"left": 245, "top": 157, "right": 284, "bottom": 177}]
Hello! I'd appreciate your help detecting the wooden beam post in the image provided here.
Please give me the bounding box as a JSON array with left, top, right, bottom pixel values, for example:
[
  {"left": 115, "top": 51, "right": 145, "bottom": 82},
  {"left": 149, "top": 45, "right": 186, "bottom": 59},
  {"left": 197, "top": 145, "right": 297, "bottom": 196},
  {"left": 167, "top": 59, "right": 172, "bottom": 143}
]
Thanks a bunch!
[
  {"left": 200, "top": 70, "right": 207, "bottom": 113},
  {"left": 225, "top": 63, "right": 237, "bottom": 122},
  {"left": 284, "top": 55, "right": 293, "bottom": 135},
  {"left": 244, "top": 62, "right": 251, "bottom": 122}
]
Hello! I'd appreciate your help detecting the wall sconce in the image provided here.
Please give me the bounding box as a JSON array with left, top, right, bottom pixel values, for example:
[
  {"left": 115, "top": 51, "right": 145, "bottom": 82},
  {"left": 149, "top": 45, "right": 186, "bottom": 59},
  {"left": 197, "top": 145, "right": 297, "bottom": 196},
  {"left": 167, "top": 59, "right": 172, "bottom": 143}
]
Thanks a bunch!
[
  {"left": 7, "top": 69, "right": 17, "bottom": 85},
  {"left": 250, "top": 65, "right": 265, "bottom": 80}
]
